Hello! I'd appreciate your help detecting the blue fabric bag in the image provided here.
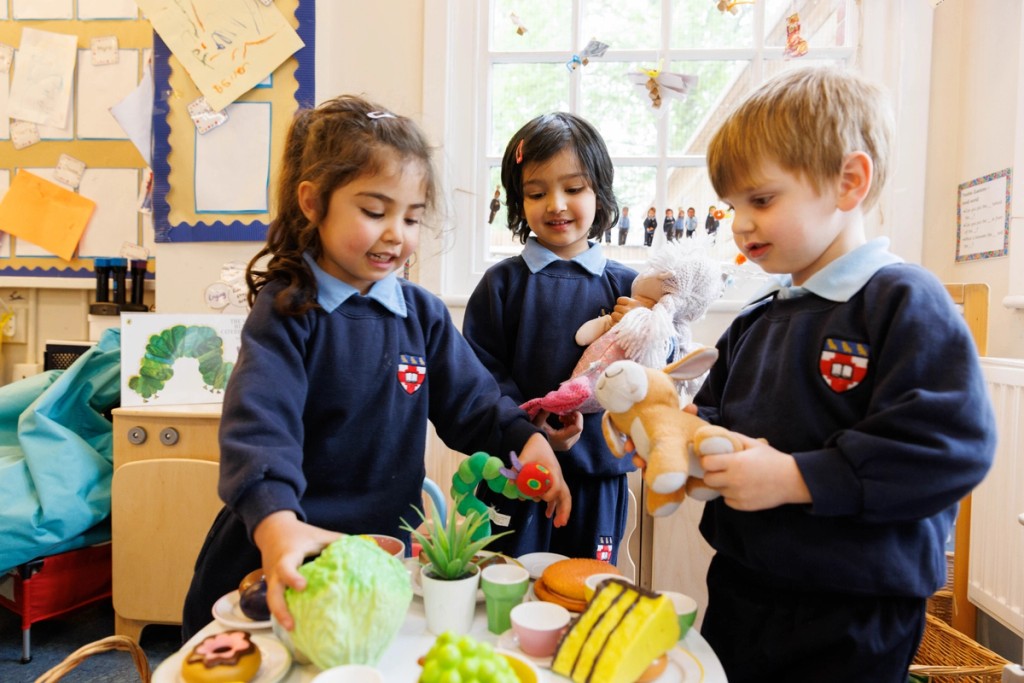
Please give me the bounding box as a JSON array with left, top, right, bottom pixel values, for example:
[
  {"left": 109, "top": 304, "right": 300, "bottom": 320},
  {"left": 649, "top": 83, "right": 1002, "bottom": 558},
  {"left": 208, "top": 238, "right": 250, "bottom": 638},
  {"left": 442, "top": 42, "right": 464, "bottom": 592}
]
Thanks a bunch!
[{"left": 0, "top": 328, "right": 120, "bottom": 573}]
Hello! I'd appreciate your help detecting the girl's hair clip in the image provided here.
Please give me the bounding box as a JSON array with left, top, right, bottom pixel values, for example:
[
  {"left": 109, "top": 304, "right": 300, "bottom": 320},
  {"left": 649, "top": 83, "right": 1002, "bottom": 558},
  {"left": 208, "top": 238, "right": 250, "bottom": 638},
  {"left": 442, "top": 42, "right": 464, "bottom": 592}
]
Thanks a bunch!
[
  {"left": 367, "top": 110, "right": 397, "bottom": 119},
  {"left": 515, "top": 139, "right": 525, "bottom": 164}
]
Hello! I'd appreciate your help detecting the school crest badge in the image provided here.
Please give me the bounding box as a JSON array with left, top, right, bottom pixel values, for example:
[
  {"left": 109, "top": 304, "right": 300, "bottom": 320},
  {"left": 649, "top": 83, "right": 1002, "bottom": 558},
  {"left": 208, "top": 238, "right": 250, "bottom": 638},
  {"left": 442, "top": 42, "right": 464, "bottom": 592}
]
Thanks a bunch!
[
  {"left": 595, "top": 536, "right": 613, "bottom": 562},
  {"left": 397, "top": 354, "right": 426, "bottom": 395},
  {"left": 819, "top": 337, "right": 869, "bottom": 393}
]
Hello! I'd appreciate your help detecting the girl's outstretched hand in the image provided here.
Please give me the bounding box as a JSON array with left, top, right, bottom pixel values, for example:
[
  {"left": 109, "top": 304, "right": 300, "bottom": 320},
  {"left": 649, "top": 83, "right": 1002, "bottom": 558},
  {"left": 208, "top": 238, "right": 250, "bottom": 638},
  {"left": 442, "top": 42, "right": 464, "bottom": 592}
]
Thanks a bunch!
[
  {"left": 519, "top": 432, "right": 572, "bottom": 527},
  {"left": 252, "top": 510, "right": 343, "bottom": 631},
  {"left": 533, "top": 409, "right": 583, "bottom": 451}
]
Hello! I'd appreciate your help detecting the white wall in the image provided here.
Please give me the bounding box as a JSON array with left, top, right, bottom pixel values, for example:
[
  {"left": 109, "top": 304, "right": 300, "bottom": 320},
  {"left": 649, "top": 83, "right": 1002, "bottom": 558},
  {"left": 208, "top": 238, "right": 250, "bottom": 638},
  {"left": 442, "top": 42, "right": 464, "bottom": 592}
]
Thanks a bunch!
[{"left": 924, "top": 0, "right": 1024, "bottom": 358}]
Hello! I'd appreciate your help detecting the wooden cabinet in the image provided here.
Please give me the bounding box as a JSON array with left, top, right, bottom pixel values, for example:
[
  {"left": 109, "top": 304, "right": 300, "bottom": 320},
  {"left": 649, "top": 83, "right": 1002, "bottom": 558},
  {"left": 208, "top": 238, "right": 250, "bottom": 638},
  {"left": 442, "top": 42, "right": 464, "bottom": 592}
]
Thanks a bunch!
[{"left": 111, "top": 405, "right": 223, "bottom": 640}]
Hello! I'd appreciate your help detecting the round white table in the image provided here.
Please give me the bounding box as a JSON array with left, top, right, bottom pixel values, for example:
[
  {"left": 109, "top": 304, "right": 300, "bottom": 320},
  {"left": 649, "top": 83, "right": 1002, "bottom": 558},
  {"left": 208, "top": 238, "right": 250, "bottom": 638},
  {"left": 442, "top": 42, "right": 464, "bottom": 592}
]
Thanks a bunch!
[{"left": 154, "top": 597, "right": 727, "bottom": 682}]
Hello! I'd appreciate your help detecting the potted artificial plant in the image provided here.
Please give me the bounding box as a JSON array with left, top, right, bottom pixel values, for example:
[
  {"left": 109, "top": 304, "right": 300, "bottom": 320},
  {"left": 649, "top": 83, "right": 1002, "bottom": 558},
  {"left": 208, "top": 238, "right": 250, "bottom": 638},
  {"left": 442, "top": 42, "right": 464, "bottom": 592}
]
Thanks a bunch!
[{"left": 401, "top": 502, "right": 512, "bottom": 635}]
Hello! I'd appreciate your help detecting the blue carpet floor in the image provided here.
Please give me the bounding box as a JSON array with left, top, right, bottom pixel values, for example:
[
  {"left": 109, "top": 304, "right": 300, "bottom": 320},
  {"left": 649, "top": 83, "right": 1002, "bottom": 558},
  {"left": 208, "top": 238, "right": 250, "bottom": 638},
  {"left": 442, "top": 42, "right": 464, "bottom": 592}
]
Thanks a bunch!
[{"left": 0, "top": 599, "right": 181, "bottom": 682}]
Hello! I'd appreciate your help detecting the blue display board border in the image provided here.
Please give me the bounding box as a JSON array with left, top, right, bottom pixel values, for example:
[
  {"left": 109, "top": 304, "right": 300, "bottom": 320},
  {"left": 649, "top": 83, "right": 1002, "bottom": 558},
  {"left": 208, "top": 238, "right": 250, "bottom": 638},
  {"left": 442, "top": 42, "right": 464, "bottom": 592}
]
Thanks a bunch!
[{"left": 151, "top": 1, "right": 315, "bottom": 243}]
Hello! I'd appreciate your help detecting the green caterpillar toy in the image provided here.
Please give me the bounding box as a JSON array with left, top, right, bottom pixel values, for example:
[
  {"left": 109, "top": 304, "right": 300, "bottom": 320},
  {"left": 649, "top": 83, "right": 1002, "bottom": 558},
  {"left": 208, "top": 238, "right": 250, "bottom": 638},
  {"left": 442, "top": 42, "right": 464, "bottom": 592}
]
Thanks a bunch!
[
  {"left": 451, "top": 451, "right": 553, "bottom": 541},
  {"left": 128, "top": 324, "right": 234, "bottom": 401}
]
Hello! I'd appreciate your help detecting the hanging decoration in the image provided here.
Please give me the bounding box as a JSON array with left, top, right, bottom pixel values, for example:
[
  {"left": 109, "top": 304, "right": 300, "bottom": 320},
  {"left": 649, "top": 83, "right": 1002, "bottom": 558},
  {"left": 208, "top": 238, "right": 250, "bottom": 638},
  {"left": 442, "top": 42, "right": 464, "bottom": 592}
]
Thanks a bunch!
[
  {"left": 716, "top": 0, "right": 755, "bottom": 15},
  {"left": 627, "top": 62, "right": 698, "bottom": 110},
  {"left": 510, "top": 12, "right": 528, "bottom": 36},
  {"left": 566, "top": 39, "right": 610, "bottom": 72},
  {"left": 784, "top": 13, "right": 809, "bottom": 58}
]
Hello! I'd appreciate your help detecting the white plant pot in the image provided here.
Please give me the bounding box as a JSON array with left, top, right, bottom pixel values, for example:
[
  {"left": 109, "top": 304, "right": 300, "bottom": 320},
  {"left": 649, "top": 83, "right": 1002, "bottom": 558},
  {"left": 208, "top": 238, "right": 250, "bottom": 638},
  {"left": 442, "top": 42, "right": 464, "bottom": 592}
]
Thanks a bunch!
[{"left": 420, "top": 562, "right": 480, "bottom": 636}]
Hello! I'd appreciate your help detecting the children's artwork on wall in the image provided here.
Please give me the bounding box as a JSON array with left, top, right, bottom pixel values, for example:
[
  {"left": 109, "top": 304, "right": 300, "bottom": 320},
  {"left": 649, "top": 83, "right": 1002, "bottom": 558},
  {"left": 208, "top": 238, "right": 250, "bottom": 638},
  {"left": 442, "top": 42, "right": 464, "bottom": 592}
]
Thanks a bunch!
[
  {"left": 120, "top": 313, "right": 245, "bottom": 407},
  {"left": 8, "top": 28, "right": 77, "bottom": 128},
  {"left": 0, "top": 170, "right": 95, "bottom": 260},
  {"left": 150, "top": 0, "right": 315, "bottom": 242},
  {"left": 135, "top": 0, "right": 304, "bottom": 112},
  {"left": 0, "top": 5, "right": 153, "bottom": 281}
]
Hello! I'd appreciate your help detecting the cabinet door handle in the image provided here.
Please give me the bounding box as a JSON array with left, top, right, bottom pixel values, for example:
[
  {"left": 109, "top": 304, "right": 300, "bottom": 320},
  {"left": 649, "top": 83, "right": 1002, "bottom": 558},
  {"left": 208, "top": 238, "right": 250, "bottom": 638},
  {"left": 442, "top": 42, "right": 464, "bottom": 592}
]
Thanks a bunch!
[
  {"left": 160, "top": 427, "right": 180, "bottom": 446},
  {"left": 127, "top": 426, "right": 147, "bottom": 445}
]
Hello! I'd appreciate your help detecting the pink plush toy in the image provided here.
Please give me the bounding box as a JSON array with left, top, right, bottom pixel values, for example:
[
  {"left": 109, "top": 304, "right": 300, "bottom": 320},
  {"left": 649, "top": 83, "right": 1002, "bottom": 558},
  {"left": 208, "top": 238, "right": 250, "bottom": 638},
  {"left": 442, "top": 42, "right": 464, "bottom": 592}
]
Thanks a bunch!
[{"left": 520, "top": 244, "right": 725, "bottom": 417}]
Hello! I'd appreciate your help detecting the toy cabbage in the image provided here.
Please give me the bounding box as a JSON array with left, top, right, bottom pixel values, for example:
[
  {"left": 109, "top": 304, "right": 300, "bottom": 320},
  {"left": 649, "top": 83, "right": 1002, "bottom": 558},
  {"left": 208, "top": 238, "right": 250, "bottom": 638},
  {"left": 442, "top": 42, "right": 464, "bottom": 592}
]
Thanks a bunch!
[{"left": 285, "top": 534, "right": 413, "bottom": 669}]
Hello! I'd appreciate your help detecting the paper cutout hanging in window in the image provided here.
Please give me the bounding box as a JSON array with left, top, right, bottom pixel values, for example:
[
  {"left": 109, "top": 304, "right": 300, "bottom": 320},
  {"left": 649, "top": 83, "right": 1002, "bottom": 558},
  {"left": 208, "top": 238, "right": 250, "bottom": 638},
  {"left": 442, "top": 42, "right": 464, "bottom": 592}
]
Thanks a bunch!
[
  {"left": 628, "top": 64, "right": 698, "bottom": 111},
  {"left": 134, "top": 0, "right": 304, "bottom": 112}
]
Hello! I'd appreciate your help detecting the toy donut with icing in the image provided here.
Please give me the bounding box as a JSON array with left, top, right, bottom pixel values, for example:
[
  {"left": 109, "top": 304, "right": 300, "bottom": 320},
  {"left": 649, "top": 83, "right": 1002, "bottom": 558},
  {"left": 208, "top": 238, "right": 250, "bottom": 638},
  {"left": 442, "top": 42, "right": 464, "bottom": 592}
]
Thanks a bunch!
[{"left": 181, "top": 630, "right": 262, "bottom": 683}]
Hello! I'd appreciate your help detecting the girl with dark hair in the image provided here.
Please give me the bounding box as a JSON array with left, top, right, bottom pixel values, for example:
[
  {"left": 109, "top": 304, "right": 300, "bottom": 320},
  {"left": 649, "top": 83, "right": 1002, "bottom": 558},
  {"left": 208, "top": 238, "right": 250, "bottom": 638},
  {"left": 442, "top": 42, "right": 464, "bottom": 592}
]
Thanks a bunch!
[
  {"left": 181, "top": 95, "right": 571, "bottom": 639},
  {"left": 463, "top": 112, "right": 637, "bottom": 562}
]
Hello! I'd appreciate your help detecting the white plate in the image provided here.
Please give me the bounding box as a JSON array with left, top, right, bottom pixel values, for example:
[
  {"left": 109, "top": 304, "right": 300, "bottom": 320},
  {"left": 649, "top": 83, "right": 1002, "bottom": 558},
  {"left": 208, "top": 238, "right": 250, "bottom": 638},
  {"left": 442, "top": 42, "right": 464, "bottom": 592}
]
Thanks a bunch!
[
  {"left": 510, "top": 642, "right": 698, "bottom": 682},
  {"left": 664, "top": 645, "right": 703, "bottom": 682},
  {"left": 212, "top": 590, "right": 272, "bottom": 630},
  {"left": 516, "top": 552, "right": 569, "bottom": 580},
  {"left": 153, "top": 633, "right": 291, "bottom": 683}
]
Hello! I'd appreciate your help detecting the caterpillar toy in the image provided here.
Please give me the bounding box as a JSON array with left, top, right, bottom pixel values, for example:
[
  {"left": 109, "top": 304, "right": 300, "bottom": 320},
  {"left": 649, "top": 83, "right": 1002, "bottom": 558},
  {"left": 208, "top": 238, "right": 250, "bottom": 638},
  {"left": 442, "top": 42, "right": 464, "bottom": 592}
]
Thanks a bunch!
[
  {"left": 128, "top": 324, "right": 235, "bottom": 401},
  {"left": 451, "top": 451, "right": 553, "bottom": 541}
]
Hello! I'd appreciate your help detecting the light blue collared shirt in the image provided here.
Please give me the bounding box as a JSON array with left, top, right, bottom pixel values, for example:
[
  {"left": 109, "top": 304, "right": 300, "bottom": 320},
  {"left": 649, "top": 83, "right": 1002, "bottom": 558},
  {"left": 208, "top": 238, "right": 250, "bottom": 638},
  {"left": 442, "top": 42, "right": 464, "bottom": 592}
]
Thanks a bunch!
[
  {"left": 520, "top": 236, "right": 607, "bottom": 275},
  {"left": 302, "top": 252, "right": 407, "bottom": 317},
  {"left": 753, "top": 238, "right": 903, "bottom": 304}
]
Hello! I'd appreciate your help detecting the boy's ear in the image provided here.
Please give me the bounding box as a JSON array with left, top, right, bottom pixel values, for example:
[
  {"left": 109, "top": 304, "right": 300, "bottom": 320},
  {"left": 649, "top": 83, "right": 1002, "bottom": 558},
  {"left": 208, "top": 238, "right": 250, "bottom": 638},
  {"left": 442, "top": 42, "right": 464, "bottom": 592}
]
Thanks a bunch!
[
  {"left": 297, "top": 180, "right": 320, "bottom": 222},
  {"left": 836, "top": 151, "right": 872, "bottom": 211}
]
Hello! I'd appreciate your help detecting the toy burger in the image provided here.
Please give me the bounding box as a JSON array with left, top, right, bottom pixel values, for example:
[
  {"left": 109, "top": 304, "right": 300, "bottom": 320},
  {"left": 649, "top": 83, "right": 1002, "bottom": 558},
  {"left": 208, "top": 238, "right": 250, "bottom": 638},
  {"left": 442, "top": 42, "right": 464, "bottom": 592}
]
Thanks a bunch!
[{"left": 532, "top": 558, "right": 622, "bottom": 612}]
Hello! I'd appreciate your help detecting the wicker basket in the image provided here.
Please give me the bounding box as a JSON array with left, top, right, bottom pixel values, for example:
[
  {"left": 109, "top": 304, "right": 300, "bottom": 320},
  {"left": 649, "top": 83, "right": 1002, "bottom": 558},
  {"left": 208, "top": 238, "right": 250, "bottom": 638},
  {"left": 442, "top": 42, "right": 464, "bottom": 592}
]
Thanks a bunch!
[
  {"left": 910, "top": 613, "right": 1009, "bottom": 682},
  {"left": 927, "top": 551, "right": 956, "bottom": 626},
  {"left": 34, "top": 635, "right": 151, "bottom": 683}
]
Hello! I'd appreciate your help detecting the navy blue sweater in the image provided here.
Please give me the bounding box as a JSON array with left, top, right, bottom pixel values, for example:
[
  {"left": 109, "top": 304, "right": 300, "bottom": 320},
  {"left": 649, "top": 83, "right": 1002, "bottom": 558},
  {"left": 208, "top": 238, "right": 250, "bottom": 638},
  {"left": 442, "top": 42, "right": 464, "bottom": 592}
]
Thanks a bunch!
[
  {"left": 218, "top": 278, "right": 540, "bottom": 541},
  {"left": 695, "top": 264, "right": 996, "bottom": 598},
  {"left": 463, "top": 253, "right": 638, "bottom": 478}
]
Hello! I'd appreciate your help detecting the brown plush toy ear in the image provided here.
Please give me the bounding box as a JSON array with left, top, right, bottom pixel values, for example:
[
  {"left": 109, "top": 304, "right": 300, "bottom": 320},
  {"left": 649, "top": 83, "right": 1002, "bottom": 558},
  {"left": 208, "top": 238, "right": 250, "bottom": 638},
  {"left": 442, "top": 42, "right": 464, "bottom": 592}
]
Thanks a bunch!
[{"left": 601, "top": 412, "right": 629, "bottom": 458}]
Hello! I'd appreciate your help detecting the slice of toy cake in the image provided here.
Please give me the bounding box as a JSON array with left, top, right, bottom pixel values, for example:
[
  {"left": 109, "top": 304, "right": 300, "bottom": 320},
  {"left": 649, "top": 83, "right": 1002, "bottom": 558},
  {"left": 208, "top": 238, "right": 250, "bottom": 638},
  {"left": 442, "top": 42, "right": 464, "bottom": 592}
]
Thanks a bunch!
[{"left": 551, "top": 579, "right": 679, "bottom": 683}]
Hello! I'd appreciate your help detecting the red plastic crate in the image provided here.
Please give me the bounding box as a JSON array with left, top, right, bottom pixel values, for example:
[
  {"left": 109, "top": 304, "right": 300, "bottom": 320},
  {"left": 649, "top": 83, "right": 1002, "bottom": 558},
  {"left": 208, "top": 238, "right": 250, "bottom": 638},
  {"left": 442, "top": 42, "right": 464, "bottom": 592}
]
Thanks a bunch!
[{"left": 0, "top": 542, "right": 112, "bottom": 662}]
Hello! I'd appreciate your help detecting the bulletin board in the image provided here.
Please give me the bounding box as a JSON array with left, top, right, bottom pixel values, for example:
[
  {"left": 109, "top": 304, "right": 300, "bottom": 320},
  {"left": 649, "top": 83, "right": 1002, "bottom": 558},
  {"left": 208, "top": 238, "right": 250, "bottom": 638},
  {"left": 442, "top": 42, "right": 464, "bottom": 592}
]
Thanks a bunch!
[
  {"left": 150, "top": 0, "right": 315, "bottom": 242},
  {"left": 0, "top": 1, "right": 152, "bottom": 281}
]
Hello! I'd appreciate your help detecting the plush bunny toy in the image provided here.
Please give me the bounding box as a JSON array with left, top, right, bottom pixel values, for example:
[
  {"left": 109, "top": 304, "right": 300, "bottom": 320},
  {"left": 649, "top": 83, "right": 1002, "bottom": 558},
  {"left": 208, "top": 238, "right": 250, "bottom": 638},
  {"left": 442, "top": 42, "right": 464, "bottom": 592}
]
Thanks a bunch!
[
  {"left": 520, "top": 244, "right": 725, "bottom": 417},
  {"left": 595, "top": 348, "right": 743, "bottom": 517}
]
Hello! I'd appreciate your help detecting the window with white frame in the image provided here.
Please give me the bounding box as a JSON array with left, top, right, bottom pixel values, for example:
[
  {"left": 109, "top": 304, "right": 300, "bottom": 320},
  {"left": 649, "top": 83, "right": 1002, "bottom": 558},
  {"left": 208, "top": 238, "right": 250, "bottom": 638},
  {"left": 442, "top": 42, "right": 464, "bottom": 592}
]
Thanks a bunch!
[{"left": 425, "top": 0, "right": 933, "bottom": 302}]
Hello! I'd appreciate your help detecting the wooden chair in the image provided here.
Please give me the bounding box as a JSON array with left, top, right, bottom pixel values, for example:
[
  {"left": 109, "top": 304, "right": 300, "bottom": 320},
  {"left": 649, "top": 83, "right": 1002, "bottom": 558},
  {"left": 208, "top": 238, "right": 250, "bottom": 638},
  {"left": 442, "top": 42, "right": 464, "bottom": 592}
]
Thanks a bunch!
[{"left": 943, "top": 283, "right": 989, "bottom": 638}]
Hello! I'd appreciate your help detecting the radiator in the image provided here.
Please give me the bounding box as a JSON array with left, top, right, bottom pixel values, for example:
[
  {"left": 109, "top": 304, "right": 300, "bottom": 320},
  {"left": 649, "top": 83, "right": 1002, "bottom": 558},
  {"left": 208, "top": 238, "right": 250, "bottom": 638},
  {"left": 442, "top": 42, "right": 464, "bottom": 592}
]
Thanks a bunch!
[{"left": 969, "top": 357, "right": 1024, "bottom": 637}]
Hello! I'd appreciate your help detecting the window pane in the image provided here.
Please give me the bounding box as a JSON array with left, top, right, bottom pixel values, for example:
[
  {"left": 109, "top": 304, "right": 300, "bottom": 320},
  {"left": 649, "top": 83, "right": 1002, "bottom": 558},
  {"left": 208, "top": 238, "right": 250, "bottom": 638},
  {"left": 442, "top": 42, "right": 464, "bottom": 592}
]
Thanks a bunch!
[
  {"left": 666, "top": 166, "right": 742, "bottom": 262},
  {"left": 764, "top": 0, "right": 851, "bottom": 49},
  {"left": 490, "top": 63, "right": 570, "bottom": 156},
  {"left": 670, "top": 0, "right": 755, "bottom": 49},
  {"left": 487, "top": 166, "right": 521, "bottom": 258},
  {"left": 612, "top": 165, "right": 657, "bottom": 250},
  {"left": 582, "top": 0, "right": 661, "bottom": 51},
  {"left": 491, "top": 0, "right": 572, "bottom": 52},
  {"left": 666, "top": 60, "right": 751, "bottom": 156},
  {"left": 580, "top": 61, "right": 659, "bottom": 157},
  {"left": 762, "top": 56, "right": 852, "bottom": 82}
]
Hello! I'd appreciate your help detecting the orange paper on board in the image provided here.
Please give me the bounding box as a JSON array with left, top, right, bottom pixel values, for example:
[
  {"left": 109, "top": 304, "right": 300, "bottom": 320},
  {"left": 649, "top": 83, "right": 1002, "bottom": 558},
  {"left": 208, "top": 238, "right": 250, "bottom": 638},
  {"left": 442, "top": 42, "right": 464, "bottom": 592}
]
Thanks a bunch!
[{"left": 0, "top": 170, "right": 95, "bottom": 261}]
